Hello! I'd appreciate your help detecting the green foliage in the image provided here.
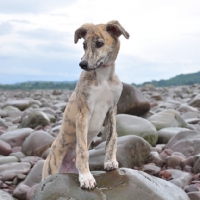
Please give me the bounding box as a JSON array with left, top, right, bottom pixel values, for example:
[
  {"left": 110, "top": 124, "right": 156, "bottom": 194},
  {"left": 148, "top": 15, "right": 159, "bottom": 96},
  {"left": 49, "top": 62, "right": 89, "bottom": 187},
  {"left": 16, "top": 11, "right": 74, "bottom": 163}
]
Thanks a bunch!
[
  {"left": 135, "top": 71, "right": 200, "bottom": 87},
  {"left": 0, "top": 81, "right": 77, "bottom": 90}
]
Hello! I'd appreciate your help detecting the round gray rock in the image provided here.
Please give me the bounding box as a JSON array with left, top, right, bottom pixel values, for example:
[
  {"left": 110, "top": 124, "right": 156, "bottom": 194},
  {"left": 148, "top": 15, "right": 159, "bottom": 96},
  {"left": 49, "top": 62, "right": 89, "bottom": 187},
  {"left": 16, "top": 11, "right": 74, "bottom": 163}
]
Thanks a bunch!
[
  {"left": 116, "top": 114, "right": 158, "bottom": 146},
  {"left": 19, "top": 111, "right": 50, "bottom": 129},
  {"left": 22, "top": 130, "right": 54, "bottom": 156},
  {"left": 89, "top": 135, "right": 151, "bottom": 170},
  {"left": 148, "top": 109, "right": 187, "bottom": 130},
  {"left": 32, "top": 168, "right": 189, "bottom": 200},
  {"left": 157, "top": 127, "right": 190, "bottom": 144}
]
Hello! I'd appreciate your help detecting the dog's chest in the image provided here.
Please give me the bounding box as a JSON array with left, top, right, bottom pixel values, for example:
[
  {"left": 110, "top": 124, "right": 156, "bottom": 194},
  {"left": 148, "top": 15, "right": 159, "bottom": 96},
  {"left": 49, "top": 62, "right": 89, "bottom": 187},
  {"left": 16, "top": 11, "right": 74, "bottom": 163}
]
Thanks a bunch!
[{"left": 87, "top": 81, "right": 121, "bottom": 134}]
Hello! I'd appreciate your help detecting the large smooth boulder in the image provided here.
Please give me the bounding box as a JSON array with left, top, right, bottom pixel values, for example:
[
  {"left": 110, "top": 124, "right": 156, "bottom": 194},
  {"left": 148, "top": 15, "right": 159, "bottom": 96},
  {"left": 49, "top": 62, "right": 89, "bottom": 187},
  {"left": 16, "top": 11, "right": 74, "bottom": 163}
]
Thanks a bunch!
[
  {"left": 165, "top": 130, "right": 200, "bottom": 157},
  {"left": 117, "top": 83, "right": 150, "bottom": 116},
  {"left": 89, "top": 135, "right": 150, "bottom": 170},
  {"left": 22, "top": 130, "right": 54, "bottom": 156},
  {"left": 148, "top": 109, "right": 187, "bottom": 130},
  {"left": 32, "top": 168, "right": 189, "bottom": 200},
  {"left": 116, "top": 114, "right": 158, "bottom": 146},
  {"left": 0, "top": 128, "right": 33, "bottom": 147}
]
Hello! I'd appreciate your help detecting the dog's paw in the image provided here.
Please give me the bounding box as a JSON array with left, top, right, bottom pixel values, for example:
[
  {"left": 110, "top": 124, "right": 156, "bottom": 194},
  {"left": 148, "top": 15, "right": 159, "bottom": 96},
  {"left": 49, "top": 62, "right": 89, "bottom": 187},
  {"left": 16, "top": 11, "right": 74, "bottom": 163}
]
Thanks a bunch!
[
  {"left": 104, "top": 160, "right": 119, "bottom": 171},
  {"left": 79, "top": 173, "right": 96, "bottom": 189}
]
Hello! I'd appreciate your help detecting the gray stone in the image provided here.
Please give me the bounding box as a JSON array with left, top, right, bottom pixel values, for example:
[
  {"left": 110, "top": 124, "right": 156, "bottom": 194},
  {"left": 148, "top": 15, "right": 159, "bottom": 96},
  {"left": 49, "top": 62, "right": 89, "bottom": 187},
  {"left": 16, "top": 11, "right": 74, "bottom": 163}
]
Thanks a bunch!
[
  {"left": 157, "top": 127, "right": 190, "bottom": 144},
  {"left": 0, "top": 156, "right": 18, "bottom": 165},
  {"left": 23, "top": 160, "right": 44, "bottom": 187},
  {"left": 0, "top": 139, "right": 12, "bottom": 156},
  {"left": 116, "top": 114, "right": 158, "bottom": 146},
  {"left": 0, "top": 162, "right": 31, "bottom": 181},
  {"left": 19, "top": 111, "right": 50, "bottom": 129},
  {"left": 165, "top": 130, "right": 200, "bottom": 157},
  {"left": 13, "top": 184, "right": 30, "bottom": 200},
  {"left": 0, "top": 118, "right": 8, "bottom": 128},
  {"left": 0, "top": 190, "right": 14, "bottom": 200},
  {"left": 0, "top": 128, "right": 33, "bottom": 147},
  {"left": 22, "top": 130, "right": 54, "bottom": 156},
  {"left": 148, "top": 109, "right": 187, "bottom": 130},
  {"left": 89, "top": 135, "right": 151, "bottom": 170},
  {"left": 2, "top": 99, "right": 30, "bottom": 111},
  {"left": 32, "top": 168, "right": 189, "bottom": 200},
  {"left": 117, "top": 83, "right": 150, "bottom": 116}
]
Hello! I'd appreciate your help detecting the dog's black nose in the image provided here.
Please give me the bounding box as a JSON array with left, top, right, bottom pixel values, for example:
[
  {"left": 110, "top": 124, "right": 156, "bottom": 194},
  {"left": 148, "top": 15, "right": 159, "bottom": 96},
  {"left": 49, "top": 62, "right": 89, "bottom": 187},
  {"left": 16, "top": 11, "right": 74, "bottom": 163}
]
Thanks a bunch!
[{"left": 79, "top": 60, "right": 88, "bottom": 70}]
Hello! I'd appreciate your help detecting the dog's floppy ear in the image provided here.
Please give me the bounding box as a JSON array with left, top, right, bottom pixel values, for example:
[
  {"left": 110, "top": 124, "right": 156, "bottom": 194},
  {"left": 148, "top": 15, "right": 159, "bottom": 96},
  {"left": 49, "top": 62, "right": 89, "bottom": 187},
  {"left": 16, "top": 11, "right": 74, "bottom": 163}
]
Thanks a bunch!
[
  {"left": 106, "top": 20, "right": 129, "bottom": 39},
  {"left": 74, "top": 23, "right": 94, "bottom": 44}
]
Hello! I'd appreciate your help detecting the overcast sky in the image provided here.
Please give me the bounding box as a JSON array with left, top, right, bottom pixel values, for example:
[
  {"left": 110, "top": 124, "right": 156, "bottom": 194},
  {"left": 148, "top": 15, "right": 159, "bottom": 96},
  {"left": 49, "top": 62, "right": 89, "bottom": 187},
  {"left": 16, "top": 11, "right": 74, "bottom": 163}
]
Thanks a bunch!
[{"left": 0, "top": 0, "right": 200, "bottom": 84}]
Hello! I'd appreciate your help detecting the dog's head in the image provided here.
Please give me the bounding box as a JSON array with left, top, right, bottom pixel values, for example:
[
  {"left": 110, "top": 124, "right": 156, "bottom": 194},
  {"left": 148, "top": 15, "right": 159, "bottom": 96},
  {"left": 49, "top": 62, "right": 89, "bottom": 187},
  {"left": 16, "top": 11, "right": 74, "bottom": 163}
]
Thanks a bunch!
[{"left": 74, "top": 20, "right": 129, "bottom": 71}]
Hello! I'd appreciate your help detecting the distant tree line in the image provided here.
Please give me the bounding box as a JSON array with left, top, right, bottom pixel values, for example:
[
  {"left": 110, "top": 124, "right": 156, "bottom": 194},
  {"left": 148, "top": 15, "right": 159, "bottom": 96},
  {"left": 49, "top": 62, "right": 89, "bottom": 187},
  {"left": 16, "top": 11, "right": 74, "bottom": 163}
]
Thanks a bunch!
[
  {"left": 135, "top": 71, "right": 200, "bottom": 87},
  {"left": 0, "top": 81, "right": 77, "bottom": 90},
  {"left": 0, "top": 71, "right": 199, "bottom": 90}
]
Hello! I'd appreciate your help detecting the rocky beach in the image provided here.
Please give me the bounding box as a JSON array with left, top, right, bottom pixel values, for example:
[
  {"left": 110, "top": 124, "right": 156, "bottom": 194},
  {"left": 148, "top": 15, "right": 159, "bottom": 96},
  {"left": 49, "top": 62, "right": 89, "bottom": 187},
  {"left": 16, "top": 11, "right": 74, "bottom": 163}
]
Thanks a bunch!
[{"left": 0, "top": 83, "right": 200, "bottom": 200}]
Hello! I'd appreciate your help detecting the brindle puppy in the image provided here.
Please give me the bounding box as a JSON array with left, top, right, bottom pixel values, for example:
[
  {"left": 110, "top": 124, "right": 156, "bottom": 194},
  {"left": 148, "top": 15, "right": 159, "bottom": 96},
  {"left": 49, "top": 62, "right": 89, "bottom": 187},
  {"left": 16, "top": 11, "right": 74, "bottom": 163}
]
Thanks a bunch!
[{"left": 42, "top": 20, "right": 129, "bottom": 189}]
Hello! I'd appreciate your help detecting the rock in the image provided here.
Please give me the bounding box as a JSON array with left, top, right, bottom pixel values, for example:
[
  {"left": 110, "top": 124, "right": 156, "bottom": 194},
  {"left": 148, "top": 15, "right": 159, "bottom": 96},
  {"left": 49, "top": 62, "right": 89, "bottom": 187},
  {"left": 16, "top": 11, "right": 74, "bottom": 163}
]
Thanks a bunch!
[
  {"left": 0, "top": 190, "right": 14, "bottom": 200},
  {"left": 0, "top": 162, "right": 31, "bottom": 181},
  {"left": 0, "top": 128, "right": 33, "bottom": 147},
  {"left": 178, "top": 104, "right": 199, "bottom": 112},
  {"left": 13, "top": 184, "right": 30, "bottom": 200},
  {"left": 23, "top": 160, "right": 44, "bottom": 187},
  {"left": 180, "top": 156, "right": 195, "bottom": 170},
  {"left": 184, "top": 184, "right": 199, "bottom": 193},
  {"left": 157, "top": 127, "right": 190, "bottom": 144},
  {"left": 187, "top": 192, "right": 200, "bottom": 200},
  {"left": 0, "top": 139, "right": 12, "bottom": 156},
  {"left": 189, "top": 94, "right": 200, "bottom": 108},
  {"left": 165, "top": 155, "right": 185, "bottom": 169},
  {"left": 20, "top": 156, "right": 43, "bottom": 167},
  {"left": 161, "top": 169, "right": 193, "bottom": 188},
  {"left": 2, "top": 105, "right": 21, "bottom": 112},
  {"left": 0, "top": 156, "right": 18, "bottom": 165},
  {"left": 26, "top": 184, "right": 38, "bottom": 200},
  {"left": 148, "top": 109, "right": 187, "bottom": 130},
  {"left": 89, "top": 135, "right": 151, "bottom": 170},
  {"left": 32, "top": 168, "right": 189, "bottom": 200},
  {"left": 142, "top": 164, "right": 161, "bottom": 175},
  {"left": 21, "top": 130, "right": 54, "bottom": 156},
  {"left": 117, "top": 83, "right": 150, "bottom": 116},
  {"left": 193, "top": 156, "right": 200, "bottom": 174},
  {"left": 165, "top": 130, "right": 200, "bottom": 157},
  {"left": 2, "top": 100, "right": 30, "bottom": 111},
  {"left": 145, "top": 151, "right": 164, "bottom": 167},
  {"left": 0, "top": 118, "right": 8, "bottom": 128},
  {"left": 10, "top": 152, "right": 25, "bottom": 160},
  {"left": 19, "top": 111, "right": 50, "bottom": 129},
  {"left": 116, "top": 114, "right": 158, "bottom": 146}
]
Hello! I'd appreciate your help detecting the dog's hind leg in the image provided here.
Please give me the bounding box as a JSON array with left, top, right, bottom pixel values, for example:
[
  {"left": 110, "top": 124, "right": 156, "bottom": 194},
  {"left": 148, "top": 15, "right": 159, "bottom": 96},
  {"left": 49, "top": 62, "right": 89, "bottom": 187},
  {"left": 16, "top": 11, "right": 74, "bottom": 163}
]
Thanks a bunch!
[{"left": 104, "top": 105, "right": 119, "bottom": 170}]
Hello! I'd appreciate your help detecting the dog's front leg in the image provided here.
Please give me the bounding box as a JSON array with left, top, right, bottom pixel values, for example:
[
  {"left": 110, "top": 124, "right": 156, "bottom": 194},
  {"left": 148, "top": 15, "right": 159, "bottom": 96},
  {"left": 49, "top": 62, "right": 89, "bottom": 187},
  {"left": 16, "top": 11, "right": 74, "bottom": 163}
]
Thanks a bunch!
[
  {"left": 104, "top": 105, "right": 119, "bottom": 171},
  {"left": 76, "top": 107, "right": 96, "bottom": 189}
]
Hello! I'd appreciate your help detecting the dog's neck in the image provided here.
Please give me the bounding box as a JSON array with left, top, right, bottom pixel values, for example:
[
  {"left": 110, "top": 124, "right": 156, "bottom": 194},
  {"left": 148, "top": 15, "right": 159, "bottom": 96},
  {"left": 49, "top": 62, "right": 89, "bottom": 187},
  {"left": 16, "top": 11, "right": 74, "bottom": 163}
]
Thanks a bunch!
[{"left": 95, "top": 62, "right": 115, "bottom": 83}]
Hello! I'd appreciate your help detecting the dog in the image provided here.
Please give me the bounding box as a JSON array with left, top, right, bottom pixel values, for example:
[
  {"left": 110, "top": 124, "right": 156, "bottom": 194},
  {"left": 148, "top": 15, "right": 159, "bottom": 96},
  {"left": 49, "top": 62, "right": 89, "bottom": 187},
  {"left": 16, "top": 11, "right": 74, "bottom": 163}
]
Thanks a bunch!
[{"left": 42, "top": 20, "right": 129, "bottom": 189}]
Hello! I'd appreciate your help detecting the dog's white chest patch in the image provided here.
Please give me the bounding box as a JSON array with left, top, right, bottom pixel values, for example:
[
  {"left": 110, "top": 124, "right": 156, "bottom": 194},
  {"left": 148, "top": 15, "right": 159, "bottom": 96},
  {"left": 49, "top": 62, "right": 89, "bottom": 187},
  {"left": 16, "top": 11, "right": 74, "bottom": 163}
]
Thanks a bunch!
[{"left": 87, "top": 81, "right": 121, "bottom": 140}]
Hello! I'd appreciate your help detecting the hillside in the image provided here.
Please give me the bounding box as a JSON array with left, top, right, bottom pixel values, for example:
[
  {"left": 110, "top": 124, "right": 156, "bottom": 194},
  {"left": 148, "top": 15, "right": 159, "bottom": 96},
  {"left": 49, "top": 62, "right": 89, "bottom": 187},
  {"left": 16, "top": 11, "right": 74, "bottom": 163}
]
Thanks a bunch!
[
  {"left": 137, "top": 71, "right": 200, "bottom": 87},
  {"left": 0, "top": 71, "right": 199, "bottom": 90}
]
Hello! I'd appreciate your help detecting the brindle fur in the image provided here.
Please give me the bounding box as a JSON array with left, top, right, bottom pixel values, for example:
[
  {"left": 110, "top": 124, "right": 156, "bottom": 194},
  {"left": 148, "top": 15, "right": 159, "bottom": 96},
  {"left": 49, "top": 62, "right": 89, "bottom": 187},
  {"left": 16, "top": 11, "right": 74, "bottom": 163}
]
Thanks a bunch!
[{"left": 42, "top": 20, "right": 129, "bottom": 189}]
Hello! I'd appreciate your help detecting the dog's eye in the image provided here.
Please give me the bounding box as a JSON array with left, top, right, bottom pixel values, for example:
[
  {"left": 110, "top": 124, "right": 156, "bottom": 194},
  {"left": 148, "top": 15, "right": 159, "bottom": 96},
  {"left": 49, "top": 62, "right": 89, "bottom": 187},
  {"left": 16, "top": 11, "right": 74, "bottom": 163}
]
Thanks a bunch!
[
  {"left": 83, "top": 42, "right": 87, "bottom": 49},
  {"left": 96, "top": 41, "right": 104, "bottom": 48}
]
